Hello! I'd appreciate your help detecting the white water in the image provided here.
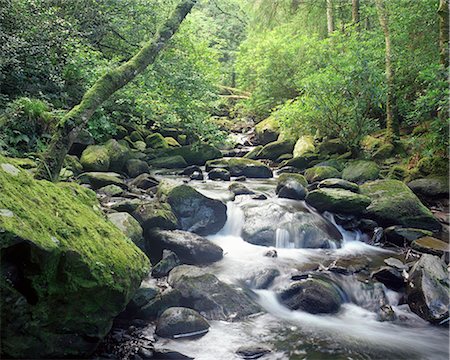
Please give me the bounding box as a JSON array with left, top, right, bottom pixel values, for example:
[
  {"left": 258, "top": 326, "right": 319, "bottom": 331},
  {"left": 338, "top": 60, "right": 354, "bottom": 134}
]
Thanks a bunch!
[{"left": 157, "top": 186, "right": 449, "bottom": 359}]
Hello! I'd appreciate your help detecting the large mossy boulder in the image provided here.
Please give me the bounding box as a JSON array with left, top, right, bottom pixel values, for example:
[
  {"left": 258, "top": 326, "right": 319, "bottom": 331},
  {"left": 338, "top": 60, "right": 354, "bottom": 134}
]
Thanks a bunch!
[
  {"left": 167, "top": 185, "right": 227, "bottom": 236},
  {"left": 318, "top": 139, "right": 348, "bottom": 155},
  {"left": 276, "top": 173, "right": 308, "bottom": 200},
  {"left": 283, "top": 153, "right": 319, "bottom": 170},
  {"left": 206, "top": 158, "right": 273, "bottom": 178},
  {"left": 161, "top": 143, "right": 222, "bottom": 166},
  {"left": 306, "top": 188, "right": 371, "bottom": 215},
  {"left": 149, "top": 155, "right": 188, "bottom": 169},
  {"left": 256, "top": 140, "right": 295, "bottom": 161},
  {"left": 107, "top": 212, "right": 144, "bottom": 249},
  {"left": 342, "top": 160, "right": 380, "bottom": 184},
  {"left": 293, "top": 136, "right": 315, "bottom": 157},
  {"left": 145, "top": 133, "right": 169, "bottom": 149},
  {"left": 80, "top": 145, "right": 110, "bottom": 172},
  {"left": 0, "top": 158, "right": 149, "bottom": 359},
  {"left": 133, "top": 201, "right": 178, "bottom": 232},
  {"left": 104, "top": 139, "right": 131, "bottom": 172},
  {"left": 407, "top": 176, "right": 449, "bottom": 199},
  {"left": 254, "top": 116, "right": 280, "bottom": 145},
  {"left": 304, "top": 166, "right": 341, "bottom": 183},
  {"left": 360, "top": 180, "right": 441, "bottom": 231}
]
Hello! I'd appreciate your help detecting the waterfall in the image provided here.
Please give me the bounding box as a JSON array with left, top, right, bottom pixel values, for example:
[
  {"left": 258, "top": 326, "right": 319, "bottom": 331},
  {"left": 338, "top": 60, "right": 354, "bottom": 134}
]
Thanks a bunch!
[{"left": 218, "top": 202, "right": 244, "bottom": 237}]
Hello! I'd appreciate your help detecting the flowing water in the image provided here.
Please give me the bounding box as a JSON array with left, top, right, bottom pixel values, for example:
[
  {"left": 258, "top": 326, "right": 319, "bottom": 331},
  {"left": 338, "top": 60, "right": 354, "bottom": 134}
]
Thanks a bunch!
[{"left": 154, "top": 174, "right": 449, "bottom": 360}]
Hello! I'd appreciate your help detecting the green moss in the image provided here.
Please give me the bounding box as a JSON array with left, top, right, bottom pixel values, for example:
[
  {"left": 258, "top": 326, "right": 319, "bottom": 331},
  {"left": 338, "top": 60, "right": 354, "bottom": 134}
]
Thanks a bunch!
[
  {"left": 145, "top": 133, "right": 169, "bottom": 149},
  {"left": 342, "top": 160, "right": 380, "bottom": 184},
  {"left": 255, "top": 116, "right": 280, "bottom": 144},
  {"left": 206, "top": 157, "right": 273, "bottom": 178},
  {"left": 293, "top": 136, "right": 315, "bottom": 157},
  {"left": 163, "top": 143, "right": 222, "bottom": 166},
  {"left": 165, "top": 137, "right": 181, "bottom": 147},
  {"left": 305, "top": 166, "right": 341, "bottom": 183},
  {"left": 306, "top": 188, "right": 371, "bottom": 214},
  {"left": 149, "top": 155, "right": 187, "bottom": 169},
  {"left": 243, "top": 146, "right": 263, "bottom": 159},
  {"left": 80, "top": 145, "right": 110, "bottom": 171},
  {"left": 256, "top": 140, "right": 295, "bottom": 161},
  {"left": 278, "top": 173, "right": 308, "bottom": 187}
]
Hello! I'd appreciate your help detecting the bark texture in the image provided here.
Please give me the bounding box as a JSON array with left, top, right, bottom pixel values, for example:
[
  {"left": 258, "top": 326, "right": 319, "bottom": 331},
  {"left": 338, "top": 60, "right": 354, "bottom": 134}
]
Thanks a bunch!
[
  {"left": 327, "top": 0, "right": 335, "bottom": 35},
  {"left": 36, "top": 0, "right": 197, "bottom": 181},
  {"left": 352, "top": 0, "right": 360, "bottom": 28},
  {"left": 438, "top": 0, "right": 449, "bottom": 68}
]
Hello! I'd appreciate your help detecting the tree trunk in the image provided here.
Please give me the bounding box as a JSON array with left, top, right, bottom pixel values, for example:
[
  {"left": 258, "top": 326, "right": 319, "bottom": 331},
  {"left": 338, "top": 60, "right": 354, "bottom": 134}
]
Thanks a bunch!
[
  {"left": 352, "top": 0, "right": 360, "bottom": 29},
  {"left": 327, "top": 0, "right": 335, "bottom": 35},
  {"left": 35, "top": 0, "right": 197, "bottom": 181},
  {"left": 375, "top": 0, "right": 399, "bottom": 143},
  {"left": 438, "top": 0, "right": 449, "bottom": 68}
]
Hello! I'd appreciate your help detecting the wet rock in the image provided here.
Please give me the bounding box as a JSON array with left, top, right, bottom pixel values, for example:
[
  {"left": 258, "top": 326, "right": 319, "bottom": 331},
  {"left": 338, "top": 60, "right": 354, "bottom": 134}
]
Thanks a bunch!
[
  {"left": 407, "top": 254, "right": 449, "bottom": 324},
  {"left": 359, "top": 218, "right": 378, "bottom": 232},
  {"left": 167, "top": 185, "right": 227, "bottom": 236},
  {"left": 206, "top": 158, "right": 273, "bottom": 179},
  {"left": 208, "top": 168, "right": 231, "bottom": 181},
  {"left": 360, "top": 180, "right": 441, "bottom": 231},
  {"left": 383, "top": 226, "right": 432, "bottom": 246},
  {"left": 133, "top": 201, "right": 178, "bottom": 232},
  {"left": 168, "top": 265, "right": 261, "bottom": 320},
  {"left": 147, "top": 229, "right": 223, "bottom": 265},
  {"left": 276, "top": 166, "right": 302, "bottom": 175},
  {"left": 126, "top": 159, "right": 150, "bottom": 178},
  {"left": 342, "top": 160, "right": 380, "bottom": 184},
  {"left": 80, "top": 144, "right": 110, "bottom": 172},
  {"left": 110, "top": 198, "right": 144, "bottom": 213},
  {"left": 108, "top": 212, "right": 144, "bottom": 248},
  {"left": 190, "top": 171, "right": 204, "bottom": 181},
  {"left": 319, "top": 139, "right": 348, "bottom": 155},
  {"left": 149, "top": 155, "right": 187, "bottom": 169},
  {"left": 371, "top": 266, "right": 404, "bottom": 291},
  {"left": 246, "top": 268, "right": 280, "bottom": 289},
  {"left": 264, "top": 248, "right": 278, "bottom": 257},
  {"left": 229, "top": 182, "right": 255, "bottom": 196},
  {"left": 283, "top": 153, "right": 319, "bottom": 170},
  {"left": 98, "top": 184, "right": 124, "bottom": 197},
  {"left": 155, "top": 307, "right": 209, "bottom": 339},
  {"left": 78, "top": 171, "right": 125, "bottom": 189},
  {"left": 254, "top": 116, "right": 279, "bottom": 145},
  {"left": 129, "top": 174, "right": 159, "bottom": 190},
  {"left": 384, "top": 257, "right": 408, "bottom": 271},
  {"left": 411, "top": 236, "right": 449, "bottom": 258},
  {"left": 151, "top": 349, "right": 194, "bottom": 359},
  {"left": 276, "top": 173, "right": 308, "bottom": 200},
  {"left": 256, "top": 139, "right": 295, "bottom": 161},
  {"left": 305, "top": 166, "right": 341, "bottom": 183},
  {"left": 306, "top": 188, "right": 371, "bottom": 215},
  {"left": 278, "top": 278, "right": 343, "bottom": 314},
  {"left": 242, "top": 200, "right": 342, "bottom": 248},
  {"left": 252, "top": 193, "right": 268, "bottom": 200},
  {"left": 318, "top": 178, "right": 359, "bottom": 193},
  {"left": 236, "top": 345, "right": 272, "bottom": 359},
  {"left": 333, "top": 213, "right": 360, "bottom": 230},
  {"left": 151, "top": 250, "right": 181, "bottom": 278},
  {"left": 408, "top": 176, "right": 449, "bottom": 199},
  {"left": 181, "top": 165, "right": 202, "bottom": 176}
]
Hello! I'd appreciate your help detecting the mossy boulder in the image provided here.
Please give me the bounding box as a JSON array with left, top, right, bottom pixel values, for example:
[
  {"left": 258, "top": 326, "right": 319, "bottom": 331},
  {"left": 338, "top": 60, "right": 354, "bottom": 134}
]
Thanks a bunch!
[
  {"left": 318, "top": 178, "right": 359, "bottom": 193},
  {"left": 360, "top": 180, "right": 441, "bottom": 231},
  {"left": 244, "top": 145, "right": 263, "bottom": 160},
  {"left": 125, "top": 159, "right": 150, "bottom": 178},
  {"left": 283, "top": 153, "right": 319, "bottom": 170},
  {"left": 276, "top": 173, "right": 308, "bottom": 200},
  {"left": 372, "top": 143, "right": 394, "bottom": 160},
  {"left": 107, "top": 212, "right": 144, "bottom": 249},
  {"left": 277, "top": 173, "right": 308, "bottom": 187},
  {"left": 414, "top": 156, "right": 449, "bottom": 177},
  {"left": 133, "top": 201, "right": 178, "bottom": 233},
  {"left": 163, "top": 143, "right": 222, "bottom": 166},
  {"left": 104, "top": 139, "right": 131, "bottom": 172},
  {"left": 306, "top": 188, "right": 371, "bottom": 215},
  {"left": 132, "top": 140, "right": 146, "bottom": 152},
  {"left": 167, "top": 185, "right": 227, "bottom": 236},
  {"left": 98, "top": 184, "right": 124, "bottom": 197},
  {"left": 384, "top": 226, "right": 432, "bottom": 246},
  {"left": 305, "top": 166, "right": 341, "bottom": 183},
  {"left": 78, "top": 172, "right": 125, "bottom": 190},
  {"left": 342, "top": 160, "right": 380, "bottom": 184},
  {"left": 254, "top": 116, "right": 280, "bottom": 145},
  {"left": 145, "top": 133, "right": 169, "bottom": 149},
  {"left": 80, "top": 145, "right": 110, "bottom": 172},
  {"left": 206, "top": 158, "right": 273, "bottom": 178},
  {"left": 293, "top": 136, "right": 315, "bottom": 157},
  {"left": 407, "top": 176, "right": 449, "bottom": 199},
  {"left": 130, "top": 130, "right": 144, "bottom": 142},
  {"left": 165, "top": 137, "right": 181, "bottom": 147},
  {"left": 256, "top": 140, "right": 295, "bottom": 161},
  {"left": 318, "top": 139, "right": 348, "bottom": 155},
  {"left": 0, "top": 158, "right": 149, "bottom": 358},
  {"left": 63, "top": 155, "right": 83, "bottom": 176},
  {"left": 149, "top": 155, "right": 187, "bottom": 169},
  {"left": 315, "top": 159, "right": 344, "bottom": 171}
]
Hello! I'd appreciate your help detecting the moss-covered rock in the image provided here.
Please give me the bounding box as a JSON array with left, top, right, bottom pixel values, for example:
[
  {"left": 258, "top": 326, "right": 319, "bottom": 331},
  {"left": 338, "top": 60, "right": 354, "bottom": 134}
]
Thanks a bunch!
[
  {"left": 293, "top": 135, "right": 315, "bottom": 157},
  {"left": 360, "top": 180, "right": 441, "bottom": 231},
  {"left": 107, "top": 212, "right": 144, "bottom": 249},
  {"left": 0, "top": 158, "right": 149, "bottom": 358},
  {"left": 206, "top": 158, "right": 273, "bottom": 178},
  {"left": 80, "top": 145, "right": 110, "bottom": 172},
  {"left": 165, "top": 137, "right": 181, "bottom": 147},
  {"left": 342, "top": 160, "right": 380, "bottom": 184},
  {"left": 130, "top": 130, "right": 144, "bottom": 142},
  {"left": 384, "top": 226, "right": 432, "bottom": 246},
  {"left": 276, "top": 173, "right": 308, "bottom": 200},
  {"left": 98, "top": 184, "right": 124, "bottom": 197},
  {"left": 145, "top": 133, "right": 169, "bottom": 149},
  {"left": 149, "top": 155, "right": 187, "bottom": 169},
  {"left": 162, "top": 143, "right": 222, "bottom": 166},
  {"left": 115, "top": 125, "right": 128, "bottom": 139},
  {"left": 315, "top": 159, "right": 344, "bottom": 171},
  {"left": 125, "top": 159, "right": 150, "bottom": 178},
  {"left": 407, "top": 176, "right": 449, "bottom": 199},
  {"left": 277, "top": 173, "right": 308, "bottom": 187},
  {"left": 254, "top": 116, "right": 280, "bottom": 145},
  {"left": 133, "top": 201, "right": 178, "bottom": 232},
  {"left": 318, "top": 139, "right": 348, "bottom": 155},
  {"left": 283, "top": 153, "right": 319, "bottom": 170},
  {"left": 63, "top": 155, "right": 83, "bottom": 176},
  {"left": 415, "top": 156, "right": 449, "bottom": 177},
  {"left": 243, "top": 145, "right": 263, "bottom": 160},
  {"left": 256, "top": 140, "right": 295, "bottom": 161},
  {"left": 318, "top": 178, "right": 359, "bottom": 193},
  {"left": 132, "top": 140, "right": 146, "bottom": 152},
  {"left": 306, "top": 188, "right": 371, "bottom": 215},
  {"left": 78, "top": 172, "right": 125, "bottom": 190},
  {"left": 387, "top": 165, "right": 409, "bottom": 181},
  {"left": 372, "top": 143, "right": 394, "bottom": 160},
  {"left": 305, "top": 166, "right": 341, "bottom": 183},
  {"left": 104, "top": 139, "right": 131, "bottom": 172},
  {"left": 411, "top": 237, "right": 449, "bottom": 258}
]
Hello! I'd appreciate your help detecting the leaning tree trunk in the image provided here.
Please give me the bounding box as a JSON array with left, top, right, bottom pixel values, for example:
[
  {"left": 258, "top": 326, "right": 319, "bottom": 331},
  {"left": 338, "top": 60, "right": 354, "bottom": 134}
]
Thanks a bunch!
[
  {"left": 35, "top": 0, "right": 197, "bottom": 181},
  {"left": 352, "top": 0, "right": 360, "bottom": 30},
  {"left": 327, "top": 0, "right": 335, "bottom": 35},
  {"left": 375, "top": 0, "right": 399, "bottom": 143},
  {"left": 438, "top": 0, "right": 449, "bottom": 68}
]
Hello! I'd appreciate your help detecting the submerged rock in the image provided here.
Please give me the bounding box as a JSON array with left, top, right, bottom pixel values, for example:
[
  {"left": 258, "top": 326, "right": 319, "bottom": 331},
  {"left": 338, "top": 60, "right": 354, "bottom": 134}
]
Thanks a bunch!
[
  {"left": 246, "top": 268, "right": 280, "bottom": 289},
  {"left": 155, "top": 307, "right": 210, "bottom": 339},
  {"left": 0, "top": 158, "right": 149, "bottom": 358}
]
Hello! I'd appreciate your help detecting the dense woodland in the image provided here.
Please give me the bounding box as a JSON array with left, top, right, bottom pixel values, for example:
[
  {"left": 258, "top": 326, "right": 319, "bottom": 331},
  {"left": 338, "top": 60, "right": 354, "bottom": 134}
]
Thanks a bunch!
[{"left": 0, "top": 1, "right": 449, "bottom": 359}]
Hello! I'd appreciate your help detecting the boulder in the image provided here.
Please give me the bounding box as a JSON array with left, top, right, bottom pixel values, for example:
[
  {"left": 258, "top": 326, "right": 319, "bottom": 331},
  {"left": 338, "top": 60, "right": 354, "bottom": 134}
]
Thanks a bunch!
[
  {"left": 161, "top": 143, "right": 222, "bottom": 166},
  {"left": 254, "top": 116, "right": 280, "bottom": 145},
  {"left": 206, "top": 158, "right": 273, "bottom": 179},
  {"left": 411, "top": 236, "right": 449, "bottom": 258},
  {"left": 168, "top": 265, "right": 261, "bottom": 320},
  {"left": 109, "top": 198, "right": 144, "bottom": 214},
  {"left": 130, "top": 130, "right": 145, "bottom": 142},
  {"left": 165, "top": 137, "right": 181, "bottom": 147},
  {"left": 318, "top": 139, "right": 348, "bottom": 155},
  {"left": 372, "top": 143, "right": 394, "bottom": 160},
  {"left": 243, "top": 145, "right": 263, "bottom": 160},
  {"left": 407, "top": 176, "right": 449, "bottom": 199},
  {"left": 151, "top": 250, "right": 181, "bottom": 278},
  {"left": 129, "top": 173, "right": 158, "bottom": 190},
  {"left": 0, "top": 158, "right": 149, "bottom": 358},
  {"left": 384, "top": 226, "right": 432, "bottom": 246},
  {"left": 133, "top": 140, "right": 146, "bottom": 152},
  {"left": 147, "top": 229, "right": 223, "bottom": 265},
  {"left": 342, "top": 160, "right": 380, "bottom": 184},
  {"left": 242, "top": 199, "right": 342, "bottom": 248},
  {"left": 145, "top": 133, "right": 168, "bottom": 149},
  {"left": 105, "top": 139, "right": 131, "bottom": 172},
  {"left": 407, "top": 254, "right": 449, "bottom": 324},
  {"left": 155, "top": 307, "right": 209, "bottom": 339},
  {"left": 306, "top": 188, "right": 371, "bottom": 215},
  {"left": 190, "top": 171, "right": 204, "bottom": 181},
  {"left": 133, "top": 201, "right": 178, "bottom": 232},
  {"left": 318, "top": 178, "right": 359, "bottom": 193},
  {"left": 256, "top": 140, "right": 295, "bottom": 161},
  {"left": 149, "top": 155, "right": 187, "bottom": 169},
  {"left": 371, "top": 266, "right": 404, "bottom": 291},
  {"left": 246, "top": 268, "right": 280, "bottom": 289},
  {"left": 107, "top": 212, "right": 144, "bottom": 249},
  {"left": 304, "top": 166, "right": 341, "bottom": 183},
  {"left": 236, "top": 345, "right": 272, "bottom": 360},
  {"left": 208, "top": 168, "right": 231, "bottom": 181},
  {"left": 69, "top": 129, "right": 95, "bottom": 157},
  {"left": 360, "top": 180, "right": 441, "bottom": 231},
  {"left": 315, "top": 159, "right": 345, "bottom": 171},
  {"left": 276, "top": 173, "right": 308, "bottom": 200},
  {"left": 78, "top": 172, "right": 125, "bottom": 189},
  {"left": 278, "top": 278, "right": 343, "bottom": 314},
  {"left": 167, "top": 185, "right": 227, "bottom": 236},
  {"left": 80, "top": 145, "right": 110, "bottom": 172},
  {"left": 98, "top": 184, "right": 124, "bottom": 197},
  {"left": 293, "top": 136, "right": 315, "bottom": 157},
  {"left": 283, "top": 153, "right": 319, "bottom": 170},
  {"left": 135, "top": 288, "right": 183, "bottom": 320},
  {"left": 126, "top": 159, "right": 150, "bottom": 178},
  {"left": 229, "top": 182, "right": 255, "bottom": 196},
  {"left": 181, "top": 165, "right": 202, "bottom": 176}
]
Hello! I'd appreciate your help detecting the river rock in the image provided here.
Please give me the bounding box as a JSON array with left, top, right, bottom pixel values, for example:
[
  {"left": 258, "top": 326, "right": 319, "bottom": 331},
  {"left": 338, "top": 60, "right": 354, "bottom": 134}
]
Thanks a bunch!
[
  {"left": 80, "top": 144, "right": 110, "bottom": 172},
  {"left": 156, "top": 307, "right": 210, "bottom": 339},
  {"left": 190, "top": 171, "right": 204, "bottom": 180},
  {"left": 360, "top": 180, "right": 441, "bottom": 231},
  {"left": 276, "top": 166, "right": 302, "bottom": 175},
  {"left": 242, "top": 199, "right": 342, "bottom": 248},
  {"left": 319, "top": 139, "right": 348, "bottom": 155},
  {"left": 167, "top": 185, "right": 227, "bottom": 235},
  {"left": 78, "top": 171, "right": 126, "bottom": 190},
  {"left": 229, "top": 182, "right": 255, "bottom": 195},
  {"left": 159, "top": 143, "right": 222, "bottom": 166},
  {"left": 254, "top": 116, "right": 279, "bottom": 145},
  {"left": 278, "top": 278, "right": 343, "bottom": 314},
  {"left": 129, "top": 173, "right": 159, "bottom": 190},
  {"left": 293, "top": 135, "right": 315, "bottom": 157},
  {"left": 306, "top": 188, "right": 371, "bottom": 215},
  {"left": 371, "top": 266, "right": 404, "bottom": 291},
  {"left": 206, "top": 158, "right": 273, "bottom": 178},
  {"left": 236, "top": 345, "right": 272, "bottom": 359},
  {"left": 246, "top": 268, "right": 280, "bottom": 289},
  {"left": 305, "top": 166, "right": 341, "bottom": 183},
  {"left": 276, "top": 173, "right": 308, "bottom": 200},
  {"left": 126, "top": 158, "right": 150, "bottom": 178},
  {"left": 105, "top": 139, "right": 131, "bottom": 172},
  {"left": 145, "top": 133, "right": 168, "bottom": 149},
  {"left": 136, "top": 288, "right": 183, "bottom": 320},
  {"left": 133, "top": 201, "right": 177, "bottom": 232},
  {"left": 208, "top": 168, "right": 231, "bottom": 181},
  {"left": 148, "top": 229, "right": 223, "bottom": 265},
  {"left": 181, "top": 165, "right": 202, "bottom": 176},
  {"left": 283, "top": 153, "right": 319, "bottom": 170},
  {"left": 407, "top": 176, "right": 449, "bottom": 199},
  {"left": 256, "top": 139, "right": 295, "bottom": 161},
  {"left": 411, "top": 236, "right": 449, "bottom": 258},
  {"left": 109, "top": 198, "right": 144, "bottom": 213},
  {"left": 244, "top": 145, "right": 264, "bottom": 160},
  {"left": 149, "top": 155, "right": 187, "bottom": 169},
  {"left": 151, "top": 250, "right": 181, "bottom": 278},
  {"left": 0, "top": 160, "right": 149, "bottom": 358},
  {"left": 108, "top": 212, "right": 144, "bottom": 248},
  {"left": 384, "top": 226, "right": 432, "bottom": 246},
  {"left": 342, "top": 160, "right": 380, "bottom": 184},
  {"left": 168, "top": 265, "right": 261, "bottom": 320},
  {"left": 98, "top": 184, "right": 124, "bottom": 197},
  {"left": 318, "top": 178, "right": 359, "bottom": 193},
  {"left": 407, "top": 254, "right": 449, "bottom": 324}
]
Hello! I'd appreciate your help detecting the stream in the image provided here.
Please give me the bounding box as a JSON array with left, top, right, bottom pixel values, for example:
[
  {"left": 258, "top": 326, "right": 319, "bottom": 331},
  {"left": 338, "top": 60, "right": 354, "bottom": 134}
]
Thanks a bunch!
[{"left": 151, "top": 172, "right": 449, "bottom": 360}]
